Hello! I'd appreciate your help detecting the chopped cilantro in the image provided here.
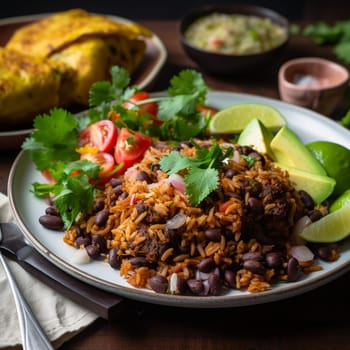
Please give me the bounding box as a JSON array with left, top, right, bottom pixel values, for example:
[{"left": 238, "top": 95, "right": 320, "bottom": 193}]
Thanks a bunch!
[
  {"left": 241, "top": 155, "right": 257, "bottom": 168},
  {"left": 22, "top": 108, "right": 80, "bottom": 171},
  {"left": 160, "top": 142, "right": 233, "bottom": 206},
  {"left": 32, "top": 160, "right": 101, "bottom": 228}
]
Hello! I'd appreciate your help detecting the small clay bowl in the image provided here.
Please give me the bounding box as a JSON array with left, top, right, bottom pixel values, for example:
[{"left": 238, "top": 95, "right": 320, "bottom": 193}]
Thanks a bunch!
[{"left": 278, "top": 57, "right": 349, "bottom": 116}]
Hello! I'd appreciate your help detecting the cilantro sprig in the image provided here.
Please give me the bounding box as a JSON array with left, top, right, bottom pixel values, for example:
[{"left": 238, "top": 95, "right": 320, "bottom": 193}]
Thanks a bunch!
[
  {"left": 302, "top": 21, "right": 350, "bottom": 64},
  {"left": 22, "top": 108, "right": 80, "bottom": 171},
  {"left": 159, "top": 142, "right": 233, "bottom": 206},
  {"left": 88, "top": 68, "right": 210, "bottom": 140},
  {"left": 32, "top": 160, "right": 101, "bottom": 228}
]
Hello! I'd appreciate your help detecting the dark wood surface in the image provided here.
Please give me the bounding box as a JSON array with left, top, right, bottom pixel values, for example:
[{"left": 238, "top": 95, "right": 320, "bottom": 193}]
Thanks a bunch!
[{"left": 2, "top": 18, "right": 350, "bottom": 350}]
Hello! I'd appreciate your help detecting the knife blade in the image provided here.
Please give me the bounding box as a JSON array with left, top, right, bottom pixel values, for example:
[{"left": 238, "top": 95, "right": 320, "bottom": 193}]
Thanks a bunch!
[{"left": 0, "top": 222, "right": 125, "bottom": 320}]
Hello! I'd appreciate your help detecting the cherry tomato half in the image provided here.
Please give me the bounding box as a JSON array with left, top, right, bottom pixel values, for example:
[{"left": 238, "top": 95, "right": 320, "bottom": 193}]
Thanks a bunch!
[
  {"left": 124, "top": 91, "right": 158, "bottom": 117},
  {"left": 114, "top": 128, "right": 152, "bottom": 174},
  {"left": 81, "top": 152, "right": 116, "bottom": 179},
  {"left": 79, "top": 120, "right": 118, "bottom": 153}
]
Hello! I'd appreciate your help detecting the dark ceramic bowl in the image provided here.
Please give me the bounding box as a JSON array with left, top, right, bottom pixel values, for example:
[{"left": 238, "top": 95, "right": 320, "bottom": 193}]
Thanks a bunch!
[{"left": 179, "top": 4, "right": 289, "bottom": 76}]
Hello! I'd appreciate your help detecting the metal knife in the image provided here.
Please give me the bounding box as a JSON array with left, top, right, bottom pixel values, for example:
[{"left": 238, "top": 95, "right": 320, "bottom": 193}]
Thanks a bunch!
[{"left": 0, "top": 222, "right": 125, "bottom": 320}]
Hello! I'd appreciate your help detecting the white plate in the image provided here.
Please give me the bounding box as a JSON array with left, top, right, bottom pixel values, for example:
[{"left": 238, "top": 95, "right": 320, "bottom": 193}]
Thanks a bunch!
[
  {"left": 0, "top": 13, "right": 167, "bottom": 149},
  {"left": 8, "top": 91, "right": 350, "bottom": 308}
]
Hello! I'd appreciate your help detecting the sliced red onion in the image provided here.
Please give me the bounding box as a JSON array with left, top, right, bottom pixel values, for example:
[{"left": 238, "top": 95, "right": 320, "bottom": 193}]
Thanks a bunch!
[
  {"left": 167, "top": 173, "right": 186, "bottom": 194},
  {"left": 232, "top": 150, "right": 241, "bottom": 163},
  {"left": 291, "top": 215, "right": 312, "bottom": 245},
  {"left": 166, "top": 212, "right": 187, "bottom": 230},
  {"left": 290, "top": 245, "right": 314, "bottom": 262}
]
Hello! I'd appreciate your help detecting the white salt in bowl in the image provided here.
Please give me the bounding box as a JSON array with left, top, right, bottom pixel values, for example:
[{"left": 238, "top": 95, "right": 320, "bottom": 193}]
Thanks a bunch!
[{"left": 278, "top": 57, "right": 349, "bottom": 116}]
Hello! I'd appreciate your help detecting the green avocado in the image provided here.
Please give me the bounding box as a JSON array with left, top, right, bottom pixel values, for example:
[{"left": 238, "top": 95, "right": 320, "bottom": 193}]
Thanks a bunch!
[
  {"left": 274, "top": 162, "right": 336, "bottom": 204},
  {"left": 237, "top": 118, "right": 275, "bottom": 159},
  {"left": 270, "top": 126, "right": 326, "bottom": 176}
]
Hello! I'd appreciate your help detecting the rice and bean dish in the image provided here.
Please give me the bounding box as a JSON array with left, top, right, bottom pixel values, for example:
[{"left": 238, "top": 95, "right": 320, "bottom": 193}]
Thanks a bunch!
[
  {"left": 26, "top": 68, "right": 340, "bottom": 297},
  {"left": 62, "top": 140, "right": 338, "bottom": 296}
]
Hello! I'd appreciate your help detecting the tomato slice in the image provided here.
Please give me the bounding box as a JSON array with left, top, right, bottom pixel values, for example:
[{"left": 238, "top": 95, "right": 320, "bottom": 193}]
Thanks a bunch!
[
  {"left": 79, "top": 120, "right": 117, "bottom": 153},
  {"left": 81, "top": 152, "right": 116, "bottom": 179},
  {"left": 124, "top": 91, "right": 158, "bottom": 117},
  {"left": 114, "top": 128, "right": 152, "bottom": 174}
]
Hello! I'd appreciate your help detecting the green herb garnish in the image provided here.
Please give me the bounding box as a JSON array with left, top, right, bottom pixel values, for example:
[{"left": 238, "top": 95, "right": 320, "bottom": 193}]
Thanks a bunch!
[
  {"left": 303, "top": 21, "right": 350, "bottom": 64},
  {"left": 160, "top": 142, "right": 233, "bottom": 206}
]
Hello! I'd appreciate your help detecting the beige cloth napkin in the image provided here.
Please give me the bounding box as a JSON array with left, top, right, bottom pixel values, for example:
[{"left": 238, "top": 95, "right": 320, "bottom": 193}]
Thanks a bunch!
[{"left": 0, "top": 192, "right": 98, "bottom": 349}]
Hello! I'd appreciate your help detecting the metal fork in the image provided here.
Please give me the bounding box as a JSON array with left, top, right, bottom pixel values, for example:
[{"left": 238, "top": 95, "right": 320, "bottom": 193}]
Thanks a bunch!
[{"left": 0, "top": 225, "right": 54, "bottom": 350}]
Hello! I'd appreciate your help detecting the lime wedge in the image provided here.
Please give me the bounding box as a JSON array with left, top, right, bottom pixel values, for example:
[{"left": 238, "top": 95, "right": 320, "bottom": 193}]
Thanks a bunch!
[
  {"left": 299, "top": 203, "right": 350, "bottom": 243},
  {"left": 330, "top": 189, "right": 350, "bottom": 213},
  {"left": 209, "top": 103, "right": 287, "bottom": 134}
]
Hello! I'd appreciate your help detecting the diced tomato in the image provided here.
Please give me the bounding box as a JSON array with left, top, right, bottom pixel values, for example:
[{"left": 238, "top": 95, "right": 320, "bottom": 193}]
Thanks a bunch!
[
  {"left": 81, "top": 152, "right": 116, "bottom": 179},
  {"left": 79, "top": 120, "right": 117, "bottom": 153},
  {"left": 42, "top": 169, "right": 56, "bottom": 183},
  {"left": 114, "top": 128, "right": 152, "bottom": 174},
  {"left": 196, "top": 105, "right": 218, "bottom": 118},
  {"left": 219, "top": 199, "right": 234, "bottom": 213},
  {"left": 124, "top": 91, "right": 158, "bottom": 116}
]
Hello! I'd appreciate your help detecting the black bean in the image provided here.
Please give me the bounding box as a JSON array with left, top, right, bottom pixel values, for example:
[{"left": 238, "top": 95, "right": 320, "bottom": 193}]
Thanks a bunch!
[
  {"left": 136, "top": 170, "right": 153, "bottom": 184},
  {"left": 287, "top": 257, "right": 301, "bottom": 282},
  {"left": 299, "top": 190, "right": 314, "bottom": 209},
  {"left": 109, "top": 177, "right": 122, "bottom": 187},
  {"left": 315, "top": 245, "right": 333, "bottom": 261},
  {"left": 208, "top": 273, "right": 222, "bottom": 296},
  {"left": 198, "top": 257, "right": 216, "bottom": 273},
  {"left": 93, "top": 200, "right": 105, "bottom": 212},
  {"left": 242, "top": 252, "right": 263, "bottom": 261},
  {"left": 243, "top": 259, "right": 265, "bottom": 275},
  {"left": 75, "top": 225, "right": 84, "bottom": 237},
  {"left": 265, "top": 252, "right": 284, "bottom": 269},
  {"left": 119, "top": 192, "right": 128, "bottom": 199},
  {"left": 130, "top": 256, "right": 150, "bottom": 267},
  {"left": 95, "top": 209, "right": 109, "bottom": 226},
  {"left": 75, "top": 236, "right": 91, "bottom": 248},
  {"left": 136, "top": 203, "right": 148, "bottom": 214},
  {"left": 224, "top": 270, "right": 236, "bottom": 288},
  {"left": 91, "top": 234, "right": 107, "bottom": 253},
  {"left": 248, "top": 197, "right": 264, "bottom": 216},
  {"left": 309, "top": 210, "right": 323, "bottom": 222},
  {"left": 113, "top": 185, "right": 123, "bottom": 196},
  {"left": 45, "top": 206, "right": 59, "bottom": 216},
  {"left": 149, "top": 275, "right": 168, "bottom": 293},
  {"left": 204, "top": 228, "right": 222, "bottom": 242},
  {"left": 151, "top": 164, "right": 161, "bottom": 172},
  {"left": 109, "top": 248, "right": 121, "bottom": 269},
  {"left": 39, "top": 214, "right": 64, "bottom": 230},
  {"left": 176, "top": 276, "right": 188, "bottom": 294},
  {"left": 187, "top": 279, "right": 204, "bottom": 295},
  {"left": 224, "top": 168, "right": 237, "bottom": 179},
  {"left": 86, "top": 244, "right": 100, "bottom": 259}
]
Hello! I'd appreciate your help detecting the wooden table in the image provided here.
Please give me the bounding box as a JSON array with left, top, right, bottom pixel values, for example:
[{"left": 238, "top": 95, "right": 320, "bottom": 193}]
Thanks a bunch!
[{"left": 2, "top": 19, "right": 350, "bottom": 350}]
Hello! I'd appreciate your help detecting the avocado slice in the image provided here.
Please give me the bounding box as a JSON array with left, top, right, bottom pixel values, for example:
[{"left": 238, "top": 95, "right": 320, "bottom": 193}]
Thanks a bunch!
[
  {"left": 237, "top": 118, "right": 275, "bottom": 159},
  {"left": 270, "top": 126, "right": 326, "bottom": 176},
  {"left": 274, "top": 162, "right": 335, "bottom": 204}
]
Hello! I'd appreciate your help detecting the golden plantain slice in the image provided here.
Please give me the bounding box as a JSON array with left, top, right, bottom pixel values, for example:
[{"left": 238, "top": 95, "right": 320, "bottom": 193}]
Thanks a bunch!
[
  {"left": 6, "top": 8, "right": 152, "bottom": 106},
  {"left": 0, "top": 48, "right": 72, "bottom": 131}
]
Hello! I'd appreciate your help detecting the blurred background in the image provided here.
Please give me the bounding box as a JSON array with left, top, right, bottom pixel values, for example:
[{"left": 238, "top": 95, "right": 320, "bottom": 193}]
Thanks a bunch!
[{"left": 1, "top": 0, "right": 349, "bottom": 21}]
